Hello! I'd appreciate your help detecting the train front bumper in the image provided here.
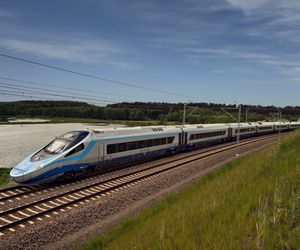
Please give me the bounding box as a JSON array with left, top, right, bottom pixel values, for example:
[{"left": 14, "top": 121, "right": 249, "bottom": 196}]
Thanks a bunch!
[{"left": 10, "top": 167, "right": 32, "bottom": 183}]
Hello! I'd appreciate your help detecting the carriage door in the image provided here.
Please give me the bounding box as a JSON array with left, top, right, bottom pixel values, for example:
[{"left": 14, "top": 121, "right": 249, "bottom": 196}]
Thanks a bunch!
[
  {"left": 179, "top": 132, "right": 182, "bottom": 146},
  {"left": 184, "top": 132, "right": 188, "bottom": 144},
  {"left": 228, "top": 128, "right": 232, "bottom": 138},
  {"left": 98, "top": 143, "right": 104, "bottom": 161}
]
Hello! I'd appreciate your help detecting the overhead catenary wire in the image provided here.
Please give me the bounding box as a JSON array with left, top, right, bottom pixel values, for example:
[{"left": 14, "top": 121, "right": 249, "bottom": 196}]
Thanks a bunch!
[
  {"left": 0, "top": 81, "right": 193, "bottom": 109},
  {"left": 0, "top": 82, "right": 130, "bottom": 103},
  {"left": 0, "top": 87, "right": 118, "bottom": 104},
  {"left": 0, "top": 76, "right": 144, "bottom": 100},
  {"left": 0, "top": 52, "right": 196, "bottom": 99},
  {"left": 0, "top": 92, "right": 113, "bottom": 106}
]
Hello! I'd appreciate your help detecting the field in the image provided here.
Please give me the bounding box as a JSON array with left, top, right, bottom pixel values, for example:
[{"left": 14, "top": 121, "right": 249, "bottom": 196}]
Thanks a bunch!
[
  {"left": 0, "top": 168, "right": 11, "bottom": 186},
  {"left": 81, "top": 130, "right": 300, "bottom": 249},
  {"left": 0, "top": 116, "right": 167, "bottom": 126}
]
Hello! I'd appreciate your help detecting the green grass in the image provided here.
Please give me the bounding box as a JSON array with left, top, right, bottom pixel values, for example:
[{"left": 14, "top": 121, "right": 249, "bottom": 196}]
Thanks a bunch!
[
  {"left": 0, "top": 168, "right": 11, "bottom": 187},
  {"left": 81, "top": 130, "right": 300, "bottom": 250}
]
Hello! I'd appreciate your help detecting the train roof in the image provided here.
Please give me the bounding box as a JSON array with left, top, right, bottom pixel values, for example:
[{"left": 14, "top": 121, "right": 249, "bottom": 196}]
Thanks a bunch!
[
  {"left": 228, "top": 123, "right": 257, "bottom": 128},
  {"left": 178, "top": 123, "right": 230, "bottom": 132},
  {"left": 273, "top": 121, "right": 290, "bottom": 125},
  {"left": 91, "top": 125, "right": 182, "bottom": 138},
  {"left": 255, "top": 122, "right": 276, "bottom": 126}
]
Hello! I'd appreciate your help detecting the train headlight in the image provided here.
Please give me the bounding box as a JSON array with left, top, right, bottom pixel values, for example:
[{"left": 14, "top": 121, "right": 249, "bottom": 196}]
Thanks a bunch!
[{"left": 30, "top": 164, "right": 45, "bottom": 172}]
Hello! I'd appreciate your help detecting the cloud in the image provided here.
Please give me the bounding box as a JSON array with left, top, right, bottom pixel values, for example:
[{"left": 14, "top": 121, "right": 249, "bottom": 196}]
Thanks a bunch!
[
  {"left": 184, "top": 47, "right": 273, "bottom": 61},
  {"left": 0, "top": 20, "right": 139, "bottom": 69},
  {"left": 0, "top": 37, "right": 120, "bottom": 63},
  {"left": 0, "top": 10, "right": 13, "bottom": 18},
  {"left": 225, "top": 0, "right": 270, "bottom": 11}
]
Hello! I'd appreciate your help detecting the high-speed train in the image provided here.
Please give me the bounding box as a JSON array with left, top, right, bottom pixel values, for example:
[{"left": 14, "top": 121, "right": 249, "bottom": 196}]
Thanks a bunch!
[{"left": 10, "top": 121, "right": 300, "bottom": 185}]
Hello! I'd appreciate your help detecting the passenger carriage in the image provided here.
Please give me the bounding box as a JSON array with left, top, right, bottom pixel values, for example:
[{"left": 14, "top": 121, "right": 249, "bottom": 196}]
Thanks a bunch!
[
  {"left": 289, "top": 121, "right": 300, "bottom": 130},
  {"left": 256, "top": 122, "right": 275, "bottom": 134},
  {"left": 182, "top": 124, "right": 229, "bottom": 148},
  {"left": 94, "top": 126, "right": 181, "bottom": 168},
  {"left": 229, "top": 123, "right": 257, "bottom": 138},
  {"left": 274, "top": 122, "right": 289, "bottom": 132}
]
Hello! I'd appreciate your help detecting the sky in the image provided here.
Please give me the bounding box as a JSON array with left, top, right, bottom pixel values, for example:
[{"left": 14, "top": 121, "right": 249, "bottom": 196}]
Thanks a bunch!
[{"left": 0, "top": 0, "right": 300, "bottom": 106}]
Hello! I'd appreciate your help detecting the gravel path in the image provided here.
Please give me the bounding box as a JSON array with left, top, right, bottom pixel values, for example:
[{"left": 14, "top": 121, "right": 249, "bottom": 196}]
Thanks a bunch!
[
  {"left": 0, "top": 135, "right": 282, "bottom": 250},
  {"left": 0, "top": 123, "right": 122, "bottom": 168}
]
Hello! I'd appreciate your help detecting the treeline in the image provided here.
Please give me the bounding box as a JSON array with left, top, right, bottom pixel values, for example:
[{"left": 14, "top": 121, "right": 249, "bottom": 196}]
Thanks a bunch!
[
  {"left": 109, "top": 102, "right": 300, "bottom": 116},
  {"left": 0, "top": 100, "right": 299, "bottom": 124}
]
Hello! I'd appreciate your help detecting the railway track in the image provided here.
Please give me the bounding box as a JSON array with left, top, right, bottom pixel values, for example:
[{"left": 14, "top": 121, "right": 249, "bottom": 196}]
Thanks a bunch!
[
  {"left": 0, "top": 133, "right": 279, "bottom": 204},
  {"left": 0, "top": 134, "right": 281, "bottom": 236}
]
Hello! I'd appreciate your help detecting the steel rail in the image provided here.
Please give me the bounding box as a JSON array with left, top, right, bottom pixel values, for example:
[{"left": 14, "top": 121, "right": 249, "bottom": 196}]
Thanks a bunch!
[
  {"left": 0, "top": 133, "right": 279, "bottom": 203},
  {"left": 0, "top": 134, "right": 279, "bottom": 234}
]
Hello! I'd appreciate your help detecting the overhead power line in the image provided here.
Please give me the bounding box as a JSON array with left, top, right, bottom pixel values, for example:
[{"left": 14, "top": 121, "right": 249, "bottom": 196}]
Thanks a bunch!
[
  {"left": 0, "top": 86, "right": 118, "bottom": 103},
  {"left": 0, "top": 92, "right": 114, "bottom": 106},
  {"left": 0, "top": 82, "right": 128, "bottom": 103},
  {"left": 0, "top": 76, "right": 142, "bottom": 100},
  {"left": 0, "top": 52, "right": 195, "bottom": 99}
]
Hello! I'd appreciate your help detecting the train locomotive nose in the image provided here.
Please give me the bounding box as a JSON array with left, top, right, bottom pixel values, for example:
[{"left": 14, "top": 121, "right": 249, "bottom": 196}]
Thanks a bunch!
[{"left": 10, "top": 167, "right": 31, "bottom": 183}]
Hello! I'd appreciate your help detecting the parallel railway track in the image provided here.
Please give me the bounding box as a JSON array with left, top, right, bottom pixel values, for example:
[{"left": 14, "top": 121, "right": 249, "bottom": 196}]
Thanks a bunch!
[
  {"left": 0, "top": 133, "right": 279, "bottom": 204},
  {"left": 0, "top": 134, "right": 281, "bottom": 236}
]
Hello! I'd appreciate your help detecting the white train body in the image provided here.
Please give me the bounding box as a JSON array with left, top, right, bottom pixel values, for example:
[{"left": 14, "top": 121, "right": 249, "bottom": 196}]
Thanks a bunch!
[
  {"left": 10, "top": 121, "right": 300, "bottom": 185},
  {"left": 274, "top": 122, "right": 290, "bottom": 132},
  {"left": 96, "top": 126, "right": 181, "bottom": 163},
  {"left": 256, "top": 122, "right": 275, "bottom": 134},
  {"left": 230, "top": 123, "right": 257, "bottom": 137},
  {"left": 183, "top": 124, "right": 229, "bottom": 146}
]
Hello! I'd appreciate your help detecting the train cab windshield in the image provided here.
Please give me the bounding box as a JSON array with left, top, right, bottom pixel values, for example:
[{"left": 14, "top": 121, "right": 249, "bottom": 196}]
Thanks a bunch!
[
  {"left": 31, "top": 131, "right": 89, "bottom": 161},
  {"left": 45, "top": 131, "right": 89, "bottom": 154},
  {"left": 45, "top": 138, "right": 71, "bottom": 154}
]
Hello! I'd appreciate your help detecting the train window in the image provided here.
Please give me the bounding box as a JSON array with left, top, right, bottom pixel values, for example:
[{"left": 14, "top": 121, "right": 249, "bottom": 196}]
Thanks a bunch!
[
  {"left": 106, "top": 136, "right": 176, "bottom": 154},
  {"left": 146, "top": 139, "right": 153, "bottom": 147},
  {"left": 118, "top": 143, "right": 127, "bottom": 152},
  {"left": 93, "top": 130, "right": 104, "bottom": 134},
  {"left": 152, "top": 139, "right": 160, "bottom": 146},
  {"left": 239, "top": 128, "right": 255, "bottom": 133},
  {"left": 167, "top": 137, "right": 174, "bottom": 144},
  {"left": 128, "top": 142, "right": 137, "bottom": 151},
  {"left": 107, "top": 144, "right": 116, "bottom": 154},
  {"left": 45, "top": 130, "right": 89, "bottom": 154},
  {"left": 189, "top": 130, "right": 226, "bottom": 140},
  {"left": 137, "top": 140, "right": 145, "bottom": 148},
  {"left": 259, "top": 126, "right": 272, "bottom": 130},
  {"left": 65, "top": 143, "right": 84, "bottom": 157},
  {"left": 160, "top": 137, "right": 167, "bottom": 145}
]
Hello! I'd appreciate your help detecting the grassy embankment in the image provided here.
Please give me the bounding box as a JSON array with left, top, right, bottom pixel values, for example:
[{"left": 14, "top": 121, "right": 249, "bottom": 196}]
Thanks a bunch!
[
  {"left": 82, "top": 130, "right": 300, "bottom": 250},
  {"left": 0, "top": 168, "right": 11, "bottom": 187}
]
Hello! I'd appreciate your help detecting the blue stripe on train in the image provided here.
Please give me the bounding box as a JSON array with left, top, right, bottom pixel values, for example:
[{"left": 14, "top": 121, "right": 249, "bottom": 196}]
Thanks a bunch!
[
  {"left": 21, "top": 146, "right": 177, "bottom": 184},
  {"left": 46, "top": 132, "right": 178, "bottom": 168}
]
